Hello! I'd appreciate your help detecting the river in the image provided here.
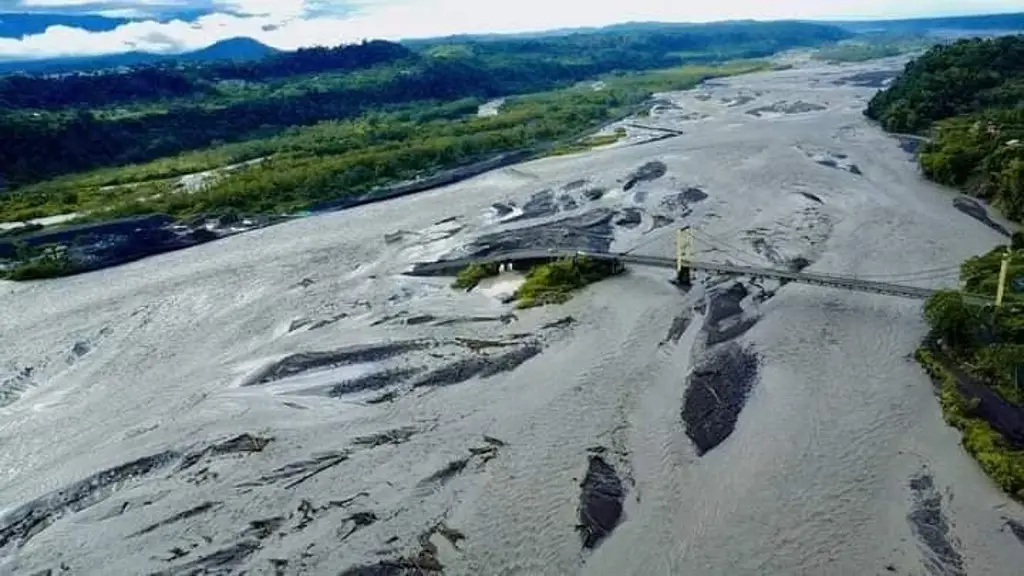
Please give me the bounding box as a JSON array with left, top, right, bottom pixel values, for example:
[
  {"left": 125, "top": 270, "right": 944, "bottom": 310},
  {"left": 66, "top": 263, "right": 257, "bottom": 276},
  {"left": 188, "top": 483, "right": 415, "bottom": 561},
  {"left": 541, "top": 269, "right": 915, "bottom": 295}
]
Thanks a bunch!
[{"left": 1, "top": 54, "right": 1022, "bottom": 575}]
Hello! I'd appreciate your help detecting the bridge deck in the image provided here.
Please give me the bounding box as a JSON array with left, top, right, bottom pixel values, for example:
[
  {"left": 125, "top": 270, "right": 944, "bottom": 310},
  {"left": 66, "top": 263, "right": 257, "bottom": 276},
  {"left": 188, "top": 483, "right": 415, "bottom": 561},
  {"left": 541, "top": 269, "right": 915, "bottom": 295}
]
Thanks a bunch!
[{"left": 407, "top": 249, "right": 945, "bottom": 300}]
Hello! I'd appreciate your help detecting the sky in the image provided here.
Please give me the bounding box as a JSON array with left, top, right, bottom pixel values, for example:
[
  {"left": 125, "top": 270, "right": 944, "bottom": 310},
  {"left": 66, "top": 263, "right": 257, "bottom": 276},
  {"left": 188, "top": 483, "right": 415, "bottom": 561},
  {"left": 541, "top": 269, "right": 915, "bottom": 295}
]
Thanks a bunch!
[{"left": 0, "top": 0, "right": 1021, "bottom": 59}]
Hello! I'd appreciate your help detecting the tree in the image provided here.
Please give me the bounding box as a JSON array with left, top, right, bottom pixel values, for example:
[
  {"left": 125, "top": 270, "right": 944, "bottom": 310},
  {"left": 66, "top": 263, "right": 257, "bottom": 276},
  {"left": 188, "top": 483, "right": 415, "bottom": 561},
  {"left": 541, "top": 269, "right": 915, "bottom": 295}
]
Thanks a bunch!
[{"left": 924, "top": 290, "right": 979, "bottom": 350}]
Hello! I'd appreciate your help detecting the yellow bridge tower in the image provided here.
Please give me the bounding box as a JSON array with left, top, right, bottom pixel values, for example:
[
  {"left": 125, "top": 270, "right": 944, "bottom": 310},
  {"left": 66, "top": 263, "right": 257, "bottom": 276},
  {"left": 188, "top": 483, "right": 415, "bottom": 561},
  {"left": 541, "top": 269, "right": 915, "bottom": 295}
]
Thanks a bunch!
[{"left": 676, "top": 227, "right": 694, "bottom": 288}]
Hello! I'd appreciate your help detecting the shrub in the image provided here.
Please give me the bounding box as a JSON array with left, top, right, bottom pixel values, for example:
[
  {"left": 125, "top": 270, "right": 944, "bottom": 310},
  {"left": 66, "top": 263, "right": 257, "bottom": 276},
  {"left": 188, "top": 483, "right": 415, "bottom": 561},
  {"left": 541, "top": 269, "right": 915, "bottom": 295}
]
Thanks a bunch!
[
  {"left": 514, "top": 256, "right": 621, "bottom": 308},
  {"left": 452, "top": 262, "right": 499, "bottom": 290}
]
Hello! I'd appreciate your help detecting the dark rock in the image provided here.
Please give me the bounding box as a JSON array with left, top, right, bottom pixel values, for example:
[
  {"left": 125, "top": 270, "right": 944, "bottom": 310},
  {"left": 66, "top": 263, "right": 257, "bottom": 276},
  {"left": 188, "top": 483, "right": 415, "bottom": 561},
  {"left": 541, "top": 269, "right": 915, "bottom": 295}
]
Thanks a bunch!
[
  {"left": 411, "top": 345, "right": 543, "bottom": 389},
  {"left": 209, "top": 433, "right": 273, "bottom": 456},
  {"left": 177, "top": 433, "right": 273, "bottom": 471},
  {"left": 788, "top": 257, "right": 812, "bottom": 272},
  {"left": 246, "top": 341, "right": 434, "bottom": 386},
  {"left": 404, "top": 315, "right": 436, "bottom": 326},
  {"left": 953, "top": 197, "right": 1011, "bottom": 237},
  {"left": 680, "top": 187, "right": 708, "bottom": 203},
  {"left": 623, "top": 161, "right": 667, "bottom": 191},
  {"left": 798, "top": 191, "right": 823, "bottom": 204},
  {"left": 352, "top": 427, "right": 418, "bottom": 448},
  {"left": 706, "top": 283, "right": 748, "bottom": 326},
  {"left": 384, "top": 231, "right": 409, "bottom": 244},
  {"left": 243, "top": 517, "right": 286, "bottom": 540},
  {"left": 577, "top": 456, "right": 625, "bottom": 549},
  {"left": 366, "top": 390, "right": 399, "bottom": 405},
  {"left": 129, "top": 502, "right": 220, "bottom": 538},
  {"left": 651, "top": 215, "right": 676, "bottom": 230},
  {"left": 329, "top": 368, "right": 421, "bottom": 398},
  {"left": 682, "top": 344, "right": 760, "bottom": 455},
  {"left": 542, "top": 316, "right": 576, "bottom": 330},
  {"left": 836, "top": 70, "right": 899, "bottom": 88},
  {"left": 848, "top": 164, "right": 863, "bottom": 175},
  {"left": 1004, "top": 518, "right": 1024, "bottom": 545},
  {"left": 238, "top": 451, "right": 350, "bottom": 490},
  {"left": 422, "top": 458, "right": 470, "bottom": 487},
  {"left": 0, "top": 451, "right": 180, "bottom": 553},
  {"left": 747, "top": 101, "right": 825, "bottom": 117},
  {"left": 451, "top": 208, "right": 616, "bottom": 259},
  {"left": 583, "top": 188, "right": 607, "bottom": 201},
  {"left": 907, "top": 473, "right": 966, "bottom": 576},
  {"left": 706, "top": 317, "right": 759, "bottom": 346},
  {"left": 614, "top": 208, "right": 643, "bottom": 229},
  {"left": 505, "top": 190, "right": 557, "bottom": 222},
  {"left": 896, "top": 136, "right": 924, "bottom": 156},
  {"left": 491, "top": 203, "right": 516, "bottom": 218},
  {"left": 71, "top": 341, "right": 90, "bottom": 357},
  {"left": 662, "top": 314, "right": 691, "bottom": 345},
  {"left": 155, "top": 539, "right": 262, "bottom": 575},
  {"left": 558, "top": 194, "right": 580, "bottom": 211}
]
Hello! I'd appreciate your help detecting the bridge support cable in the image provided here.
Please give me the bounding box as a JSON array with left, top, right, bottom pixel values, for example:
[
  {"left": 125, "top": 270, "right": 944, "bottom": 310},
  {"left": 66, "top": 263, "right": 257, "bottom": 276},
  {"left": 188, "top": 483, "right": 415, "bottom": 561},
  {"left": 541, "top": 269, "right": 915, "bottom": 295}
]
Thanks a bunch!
[{"left": 687, "top": 229, "right": 766, "bottom": 267}]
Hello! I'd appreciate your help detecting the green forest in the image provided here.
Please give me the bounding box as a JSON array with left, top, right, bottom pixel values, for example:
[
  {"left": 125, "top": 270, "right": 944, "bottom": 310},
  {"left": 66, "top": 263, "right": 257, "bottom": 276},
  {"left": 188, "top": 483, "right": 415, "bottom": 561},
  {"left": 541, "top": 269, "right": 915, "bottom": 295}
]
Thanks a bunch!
[
  {"left": 865, "top": 35, "right": 1024, "bottom": 221},
  {"left": 0, "top": 21, "right": 847, "bottom": 223}
]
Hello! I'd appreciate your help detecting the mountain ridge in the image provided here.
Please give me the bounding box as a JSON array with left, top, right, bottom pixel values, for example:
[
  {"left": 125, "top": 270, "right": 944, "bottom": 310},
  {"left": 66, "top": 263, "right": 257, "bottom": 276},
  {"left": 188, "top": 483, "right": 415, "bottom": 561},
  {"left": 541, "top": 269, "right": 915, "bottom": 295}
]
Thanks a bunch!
[{"left": 0, "top": 37, "right": 280, "bottom": 75}]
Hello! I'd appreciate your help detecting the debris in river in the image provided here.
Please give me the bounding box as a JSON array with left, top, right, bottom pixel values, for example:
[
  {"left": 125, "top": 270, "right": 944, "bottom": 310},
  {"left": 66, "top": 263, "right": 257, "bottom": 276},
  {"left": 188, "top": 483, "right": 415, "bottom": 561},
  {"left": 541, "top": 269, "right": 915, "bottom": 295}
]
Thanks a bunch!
[{"left": 907, "top": 473, "right": 966, "bottom": 576}]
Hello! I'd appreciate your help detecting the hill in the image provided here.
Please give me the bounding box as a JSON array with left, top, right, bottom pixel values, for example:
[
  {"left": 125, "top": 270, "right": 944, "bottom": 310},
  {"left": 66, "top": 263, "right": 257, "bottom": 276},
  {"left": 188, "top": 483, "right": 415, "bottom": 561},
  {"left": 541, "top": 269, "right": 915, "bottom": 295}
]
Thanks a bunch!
[
  {"left": 181, "top": 37, "right": 280, "bottom": 62},
  {"left": 0, "top": 38, "right": 280, "bottom": 75},
  {"left": 831, "top": 12, "right": 1024, "bottom": 34}
]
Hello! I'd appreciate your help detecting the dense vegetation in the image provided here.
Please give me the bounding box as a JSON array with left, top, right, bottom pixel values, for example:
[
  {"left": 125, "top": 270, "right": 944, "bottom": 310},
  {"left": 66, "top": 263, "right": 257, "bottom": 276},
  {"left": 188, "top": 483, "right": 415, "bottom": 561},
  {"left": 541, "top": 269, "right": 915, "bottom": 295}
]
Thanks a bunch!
[
  {"left": 449, "top": 256, "right": 623, "bottom": 307},
  {"left": 919, "top": 247, "right": 1024, "bottom": 497},
  {"left": 0, "top": 21, "right": 848, "bottom": 192},
  {"left": 514, "top": 257, "right": 623, "bottom": 308},
  {"left": 0, "top": 62, "right": 765, "bottom": 222},
  {"left": 452, "top": 263, "right": 501, "bottom": 290},
  {"left": 865, "top": 36, "right": 1024, "bottom": 221}
]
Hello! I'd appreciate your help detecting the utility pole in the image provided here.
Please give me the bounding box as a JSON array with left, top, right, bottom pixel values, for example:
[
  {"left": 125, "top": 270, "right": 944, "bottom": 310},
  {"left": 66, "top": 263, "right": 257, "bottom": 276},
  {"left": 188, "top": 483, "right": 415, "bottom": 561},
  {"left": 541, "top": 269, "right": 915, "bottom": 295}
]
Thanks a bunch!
[{"left": 996, "top": 246, "right": 1012, "bottom": 308}]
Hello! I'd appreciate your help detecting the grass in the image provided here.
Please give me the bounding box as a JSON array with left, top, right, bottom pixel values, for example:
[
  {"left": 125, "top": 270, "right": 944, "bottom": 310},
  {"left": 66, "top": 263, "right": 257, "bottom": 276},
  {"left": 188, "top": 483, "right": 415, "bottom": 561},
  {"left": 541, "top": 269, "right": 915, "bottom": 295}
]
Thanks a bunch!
[
  {"left": 452, "top": 262, "right": 500, "bottom": 290},
  {"left": 1, "top": 245, "right": 75, "bottom": 281},
  {"left": 549, "top": 129, "right": 627, "bottom": 157},
  {"left": 916, "top": 347, "right": 1024, "bottom": 500},
  {"left": 513, "top": 257, "right": 623, "bottom": 309}
]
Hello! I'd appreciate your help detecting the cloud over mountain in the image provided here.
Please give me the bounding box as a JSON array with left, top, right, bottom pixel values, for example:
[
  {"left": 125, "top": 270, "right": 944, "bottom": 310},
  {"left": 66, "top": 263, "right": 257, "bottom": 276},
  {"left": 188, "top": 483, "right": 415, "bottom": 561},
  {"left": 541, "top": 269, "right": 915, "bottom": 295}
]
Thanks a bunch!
[{"left": 0, "top": 0, "right": 1022, "bottom": 60}]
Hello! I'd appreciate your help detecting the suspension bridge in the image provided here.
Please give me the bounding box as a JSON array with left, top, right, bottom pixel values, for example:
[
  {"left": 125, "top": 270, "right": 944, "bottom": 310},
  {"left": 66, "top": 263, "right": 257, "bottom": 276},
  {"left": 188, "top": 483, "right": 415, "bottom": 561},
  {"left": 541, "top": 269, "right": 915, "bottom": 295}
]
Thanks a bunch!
[{"left": 406, "top": 227, "right": 1002, "bottom": 304}]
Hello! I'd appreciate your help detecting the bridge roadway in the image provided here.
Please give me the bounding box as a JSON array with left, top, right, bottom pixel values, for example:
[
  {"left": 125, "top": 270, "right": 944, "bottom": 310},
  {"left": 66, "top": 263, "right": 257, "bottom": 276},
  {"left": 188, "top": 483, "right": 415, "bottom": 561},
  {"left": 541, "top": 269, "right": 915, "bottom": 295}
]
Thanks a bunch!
[{"left": 407, "top": 249, "right": 941, "bottom": 300}]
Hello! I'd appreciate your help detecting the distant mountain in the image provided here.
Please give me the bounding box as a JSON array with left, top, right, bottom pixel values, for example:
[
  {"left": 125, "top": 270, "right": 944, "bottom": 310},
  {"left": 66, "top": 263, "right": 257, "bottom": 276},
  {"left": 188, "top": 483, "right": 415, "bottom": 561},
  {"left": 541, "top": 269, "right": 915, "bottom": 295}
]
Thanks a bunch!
[
  {"left": 0, "top": 38, "right": 279, "bottom": 75},
  {"left": 828, "top": 12, "right": 1024, "bottom": 34},
  {"left": 0, "top": 12, "right": 129, "bottom": 38},
  {"left": 184, "top": 38, "right": 280, "bottom": 62}
]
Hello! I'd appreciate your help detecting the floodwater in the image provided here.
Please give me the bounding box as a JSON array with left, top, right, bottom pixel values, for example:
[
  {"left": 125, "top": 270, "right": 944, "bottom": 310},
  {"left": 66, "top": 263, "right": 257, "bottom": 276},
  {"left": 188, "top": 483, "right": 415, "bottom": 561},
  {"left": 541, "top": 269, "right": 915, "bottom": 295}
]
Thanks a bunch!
[{"left": 2, "top": 55, "right": 1023, "bottom": 575}]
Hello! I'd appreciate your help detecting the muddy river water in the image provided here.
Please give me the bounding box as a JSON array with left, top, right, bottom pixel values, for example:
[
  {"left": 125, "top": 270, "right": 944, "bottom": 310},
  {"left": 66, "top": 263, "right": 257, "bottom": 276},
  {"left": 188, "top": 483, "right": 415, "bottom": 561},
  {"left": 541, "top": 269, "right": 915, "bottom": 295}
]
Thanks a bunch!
[{"left": 2, "top": 55, "right": 1024, "bottom": 575}]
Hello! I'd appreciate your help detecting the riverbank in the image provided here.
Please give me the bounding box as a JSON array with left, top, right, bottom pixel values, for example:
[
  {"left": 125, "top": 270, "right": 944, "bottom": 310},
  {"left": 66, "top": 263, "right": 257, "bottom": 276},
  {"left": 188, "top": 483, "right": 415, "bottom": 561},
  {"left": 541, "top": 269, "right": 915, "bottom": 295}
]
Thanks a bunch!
[{"left": 916, "top": 347, "right": 1024, "bottom": 499}]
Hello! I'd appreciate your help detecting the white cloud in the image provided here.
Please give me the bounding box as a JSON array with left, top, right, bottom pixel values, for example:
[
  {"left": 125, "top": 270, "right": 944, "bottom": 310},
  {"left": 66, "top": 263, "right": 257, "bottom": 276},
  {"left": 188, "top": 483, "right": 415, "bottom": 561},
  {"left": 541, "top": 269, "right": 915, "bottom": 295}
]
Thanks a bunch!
[{"left": 0, "top": 0, "right": 1022, "bottom": 59}]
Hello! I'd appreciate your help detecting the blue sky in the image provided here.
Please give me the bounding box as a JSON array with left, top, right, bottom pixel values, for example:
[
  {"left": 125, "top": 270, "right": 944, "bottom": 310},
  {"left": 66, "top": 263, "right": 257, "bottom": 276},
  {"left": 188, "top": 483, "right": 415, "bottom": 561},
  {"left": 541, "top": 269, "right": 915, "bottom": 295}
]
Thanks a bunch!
[{"left": 0, "top": 0, "right": 1021, "bottom": 59}]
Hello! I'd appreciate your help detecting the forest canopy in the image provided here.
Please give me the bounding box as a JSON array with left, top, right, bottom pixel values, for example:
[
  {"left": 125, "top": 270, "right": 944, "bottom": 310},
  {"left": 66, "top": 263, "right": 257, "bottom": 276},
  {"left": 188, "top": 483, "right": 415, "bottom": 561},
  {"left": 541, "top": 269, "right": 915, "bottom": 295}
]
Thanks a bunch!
[
  {"left": 866, "top": 36, "right": 1024, "bottom": 221},
  {"left": 0, "top": 21, "right": 848, "bottom": 189}
]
